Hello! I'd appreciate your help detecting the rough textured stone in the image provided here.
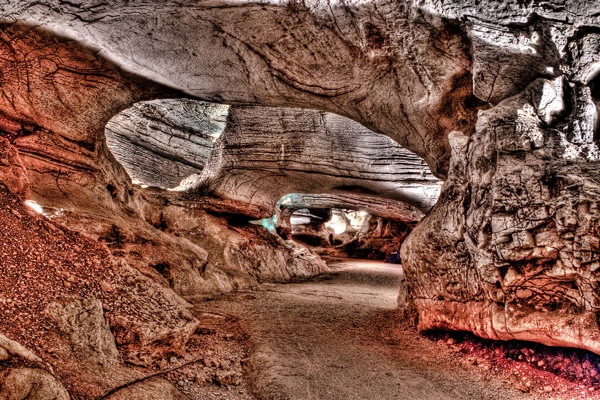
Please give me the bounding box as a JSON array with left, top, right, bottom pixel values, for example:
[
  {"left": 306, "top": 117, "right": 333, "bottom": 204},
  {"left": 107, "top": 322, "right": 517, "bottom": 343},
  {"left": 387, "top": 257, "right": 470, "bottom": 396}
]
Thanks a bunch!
[
  {"left": 1, "top": 0, "right": 600, "bottom": 364},
  {"left": 342, "top": 217, "right": 412, "bottom": 260},
  {"left": 0, "top": 23, "right": 331, "bottom": 300},
  {"left": 402, "top": 74, "right": 600, "bottom": 354},
  {"left": 0, "top": 368, "right": 70, "bottom": 400},
  {"left": 44, "top": 298, "right": 119, "bottom": 366},
  {"left": 275, "top": 193, "right": 424, "bottom": 224},
  {"left": 0, "top": 138, "right": 30, "bottom": 200},
  {"left": 104, "top": 377, "right": 187, "bottom": 400},
  {"left": 0, "top": 187, "right": 199, "bottom": 397},
  {"left": 0, "top": 334, "right": 46, "bottom": 368},
  {"left": 138, "top": 192, "right": 329, "bottom": 296}
]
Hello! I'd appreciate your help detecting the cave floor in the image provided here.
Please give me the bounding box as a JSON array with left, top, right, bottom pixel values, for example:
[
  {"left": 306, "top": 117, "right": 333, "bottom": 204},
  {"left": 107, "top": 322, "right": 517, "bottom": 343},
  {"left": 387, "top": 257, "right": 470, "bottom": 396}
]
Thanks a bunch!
[{"left": 192, "top": 260, "right": 598, "bottom": 400}]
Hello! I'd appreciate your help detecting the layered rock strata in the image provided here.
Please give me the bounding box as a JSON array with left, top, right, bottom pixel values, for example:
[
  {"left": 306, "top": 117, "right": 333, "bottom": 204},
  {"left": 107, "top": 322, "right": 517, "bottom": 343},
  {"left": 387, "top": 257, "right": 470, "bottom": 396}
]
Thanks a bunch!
[
  {"left": 195, "top": 106, "right": 440, "bottom": 218},
  {"left": 105, "top": 99, "right": 229, "bottom": 189},
  {"left": 2, "top": 0, "right": 478, "bottom": 176}
]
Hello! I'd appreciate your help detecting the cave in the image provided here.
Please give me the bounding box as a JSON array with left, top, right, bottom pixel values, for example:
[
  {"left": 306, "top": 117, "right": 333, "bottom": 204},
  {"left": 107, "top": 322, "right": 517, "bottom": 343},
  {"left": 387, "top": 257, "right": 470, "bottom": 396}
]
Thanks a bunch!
[{"left": 1, "top": 2, "right": 600, "bottom": 400}]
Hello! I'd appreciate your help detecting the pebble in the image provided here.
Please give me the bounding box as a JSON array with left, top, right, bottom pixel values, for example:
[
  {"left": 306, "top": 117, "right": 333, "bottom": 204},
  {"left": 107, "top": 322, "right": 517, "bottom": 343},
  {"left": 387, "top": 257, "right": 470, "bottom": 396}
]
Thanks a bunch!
[
  {"left": 543, "top": 385, "right": 553, "bottom": 392},
  {"left": 447, "top": 338, "right": 455, "bottom": 345}
]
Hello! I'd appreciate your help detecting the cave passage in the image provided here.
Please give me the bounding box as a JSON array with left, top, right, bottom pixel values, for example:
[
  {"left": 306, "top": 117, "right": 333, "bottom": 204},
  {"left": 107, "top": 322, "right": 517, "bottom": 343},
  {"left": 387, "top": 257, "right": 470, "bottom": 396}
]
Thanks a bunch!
[{"left": 3, "top": 3, "right": 600, "bottom": 399}]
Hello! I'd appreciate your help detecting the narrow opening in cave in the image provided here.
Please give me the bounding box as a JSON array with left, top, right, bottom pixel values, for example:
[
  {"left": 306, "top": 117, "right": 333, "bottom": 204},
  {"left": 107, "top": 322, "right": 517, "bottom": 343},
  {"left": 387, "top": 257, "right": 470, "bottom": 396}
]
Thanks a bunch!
[
  {"left": 589, "top": 69, "right": 600, "bottom": 101},
  {"left": 24, "top": 199, "right": 44, "bottom": 214},
  {"left": 285, "top": 207, "right": 383, "bottom": 254},
  {"left": 104, "top": 99, "right": 229, "bottom": 190}
]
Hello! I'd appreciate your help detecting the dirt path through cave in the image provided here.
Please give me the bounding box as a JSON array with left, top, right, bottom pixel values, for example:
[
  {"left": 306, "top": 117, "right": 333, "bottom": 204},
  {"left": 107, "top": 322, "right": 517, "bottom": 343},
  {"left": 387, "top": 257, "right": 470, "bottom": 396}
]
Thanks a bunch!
[{"left": 193, "top": 260, "right": 551, "bottom": 400}]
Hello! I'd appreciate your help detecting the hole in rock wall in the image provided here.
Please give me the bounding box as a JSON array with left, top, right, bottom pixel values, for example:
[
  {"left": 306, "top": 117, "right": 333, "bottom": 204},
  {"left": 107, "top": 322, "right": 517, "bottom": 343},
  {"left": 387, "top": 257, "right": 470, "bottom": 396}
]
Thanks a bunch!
[
  {"left": 24, "top": 199, "right": 44, "bottom": 214},
  {"left": 105, "top": 99, "right": 229, "bottom": 190},
  {"left": 284, "top": 207, "right": 411, "bottom": 260},
  {"left": 289, "top": 208, "right": 344, "bottom": 247},
  {"left": 264, "top": 196, "right": 414, "bottom": 261},
  {"left": 589, "top": 70, "right": 600, "bottom": 138},
  {"left": 589, "top": 70, "right": 600, "bottom": 101}
]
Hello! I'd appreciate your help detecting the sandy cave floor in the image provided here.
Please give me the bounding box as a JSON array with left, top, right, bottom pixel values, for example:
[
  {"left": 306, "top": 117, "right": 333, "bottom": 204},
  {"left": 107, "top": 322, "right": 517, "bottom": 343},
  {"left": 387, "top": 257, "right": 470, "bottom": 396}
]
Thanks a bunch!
[{"left": 191, "top": 260, "right": 600, "bottom": 400}]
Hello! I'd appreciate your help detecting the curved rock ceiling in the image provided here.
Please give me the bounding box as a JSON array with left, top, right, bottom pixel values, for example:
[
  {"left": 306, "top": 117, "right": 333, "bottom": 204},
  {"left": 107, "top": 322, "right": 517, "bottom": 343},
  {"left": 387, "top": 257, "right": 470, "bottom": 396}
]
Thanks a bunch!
[
  {"left": 3, "top": 0, "right": 479, "bottom": 176},
  {"left": 194, "top": 106, "right": 441, "bottom": 217}
]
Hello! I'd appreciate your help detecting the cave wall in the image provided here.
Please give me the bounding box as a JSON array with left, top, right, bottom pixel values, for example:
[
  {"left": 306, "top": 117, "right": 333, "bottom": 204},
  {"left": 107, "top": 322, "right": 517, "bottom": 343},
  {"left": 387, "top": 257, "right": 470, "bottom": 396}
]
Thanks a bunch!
[
  {"left": 273, "top": 193, "right": 421, "bottom": 258},
  {"left": 343, "top": 217, "right": 412, "bottom": 260},
  {"left": 105, "top": 99, "right": 229, "bottom": 189},
  {"left": 0, "top": 141, "right": 196, "bottom": 398},
  {"left": 402, "top": 64, "right": 600, "bottom": 354},
  {"left": 0, "top": 22, "right": 328, "bottom": 396}
]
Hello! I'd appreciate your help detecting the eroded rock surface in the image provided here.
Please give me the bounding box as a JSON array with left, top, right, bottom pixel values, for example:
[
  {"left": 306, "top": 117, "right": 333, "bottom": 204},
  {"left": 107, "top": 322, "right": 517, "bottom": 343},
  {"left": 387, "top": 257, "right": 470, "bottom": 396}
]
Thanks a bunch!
[
  {"left": 105, "top": 100, "right": 229, "bottom": 189},
  {"left": 2, "top": 0, "right": 479, "bottom": 176},
  {"left": 196, "top": 106, "right": 440, "bottom": 218},
  {"left": 45, "top": 298, "right": 119, "bottom": 366},
  {"left": 402, "top": 73, "right": 600, "bottom": 354},
  {"left": 275, "top": 193, "right": 424, "bottom": 225},
  {"left": 0, "top": 368, "right": 70, "bottom": 400},
  {"left": 0, "top": 184, "right": 198, "bottom": 397}
]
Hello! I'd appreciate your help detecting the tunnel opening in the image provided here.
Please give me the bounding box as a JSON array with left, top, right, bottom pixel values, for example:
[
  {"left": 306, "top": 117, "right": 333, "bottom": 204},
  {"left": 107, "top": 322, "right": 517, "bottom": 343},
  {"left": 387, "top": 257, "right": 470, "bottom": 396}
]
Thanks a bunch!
[
  {"left": 270, "top": 193, "right": 421, "bottom": 262},
  {"left": 589, "top": 69, "right": 600, "bottom": 101},
  {"left": 288, "top": 207, "right": 367, "bottom": 248},
  {"left": 288, "top": 207, "right": 374, "bottom": 250},
  {"left": 104, "top": 98, "right": 229, "bottom": 190}
]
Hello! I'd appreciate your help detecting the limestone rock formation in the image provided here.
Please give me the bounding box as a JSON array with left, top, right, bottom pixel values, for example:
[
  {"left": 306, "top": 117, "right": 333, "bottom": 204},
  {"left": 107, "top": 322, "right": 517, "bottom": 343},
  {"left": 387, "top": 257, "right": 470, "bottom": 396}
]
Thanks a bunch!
[
  {"left": 105, "top": 100, "right": 229, "bottom": 189},
  {"left": 342, "top": 217, "right": 412, "bottom": 260},
  {"left": 402, "top": 74, "right": 600, "bottom": 354},
  {"left": 104, "top": 377, "right": 188, "bottom": 400},
  {"left": 275, "top": 193, "right": 424, "bottom": 225},
  {"left": 2, "top": 0, "right": 477, "bottom": 176},
  {"left": 0, "top": 138, "right": 29, "bottom": 201},
  {"left": 0, "top": 368, "right": 70, "bottom": 400},
  {"left": 195, "top": 106, "right": 440, "bottom": 218},
  {"left": 398, "top": 1, "right": 600, "bottom": 356},
  {"left": 273, "top": 193, "right": 419, "bottom": 258},
  {"left": 45, "top": 298, "right": 120, "bottom": 366},
  {"left": 0, "top": 185, "right": 198, "bottom": 396}
]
